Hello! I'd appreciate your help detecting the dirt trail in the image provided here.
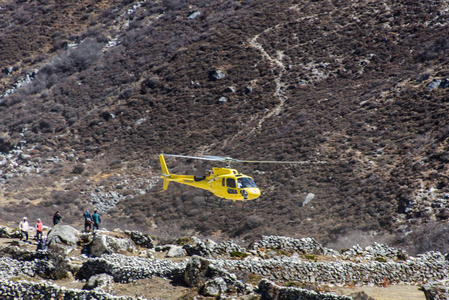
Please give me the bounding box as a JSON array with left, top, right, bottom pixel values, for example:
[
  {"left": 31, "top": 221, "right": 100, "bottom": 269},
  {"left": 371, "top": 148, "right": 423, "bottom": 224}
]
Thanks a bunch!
[{"left": 334, "top": 285, "right": 425, "bottom": 300}]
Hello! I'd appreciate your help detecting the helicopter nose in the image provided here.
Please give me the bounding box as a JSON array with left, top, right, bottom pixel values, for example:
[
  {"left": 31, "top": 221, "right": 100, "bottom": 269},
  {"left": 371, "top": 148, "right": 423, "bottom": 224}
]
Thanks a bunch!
[{"left": 247, "top": 188, "right": 261, "bottom": 200}]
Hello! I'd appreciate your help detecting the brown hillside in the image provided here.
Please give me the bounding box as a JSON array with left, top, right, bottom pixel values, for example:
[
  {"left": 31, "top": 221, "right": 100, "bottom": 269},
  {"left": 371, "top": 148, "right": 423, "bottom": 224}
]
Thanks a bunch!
[{"left": 1, "top": 0, "right": 449, "bottom": 254}]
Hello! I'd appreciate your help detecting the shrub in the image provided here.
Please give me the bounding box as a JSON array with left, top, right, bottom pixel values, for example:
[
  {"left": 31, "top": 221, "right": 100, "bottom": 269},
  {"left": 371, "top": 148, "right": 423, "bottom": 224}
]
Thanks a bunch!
[
  {"left": 248, "top": 274, "right": 263, "bottom": 285},
  {"left": 284, "top": 281, "right": 301, "bottom": 287},
  {"left": 374, "top": 257, "right": 387, "bottom": 263},
  {"left": 176, "top": 236, "right": 194, "bottom": 245},
  {"left": 230, "top": 251, "right": 249, "bottom": 259},
  {"left": 51, "top": 190, "right": 80, "bottom": 204},
  {"left": 71, "top": 164, "right": 84, "bottom": 174},
  {"left": 304, "top": 254, "right": 316, "bottom": 260}
]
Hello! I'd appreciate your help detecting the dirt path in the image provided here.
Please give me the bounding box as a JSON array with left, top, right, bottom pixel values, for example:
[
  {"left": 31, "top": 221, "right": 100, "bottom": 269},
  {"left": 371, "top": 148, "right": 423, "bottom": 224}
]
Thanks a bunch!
[{"left": 333, "top": 285, "right": 426, "bottom": 300}]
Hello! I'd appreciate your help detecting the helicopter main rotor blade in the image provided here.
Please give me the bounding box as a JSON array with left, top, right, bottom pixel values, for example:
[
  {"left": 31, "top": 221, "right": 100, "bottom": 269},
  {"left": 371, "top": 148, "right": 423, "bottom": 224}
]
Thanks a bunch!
[
  {"left": 162, "top": 154, "right": 220, "bottom": 161},
  {"left": 234, "top": 160, "right": 312, "bottom": 164},
  {"left": 200, "top": 155, "right": 235, "bottom": 161},
  {"left": 162, "top": 154, "right": 325, "bottom": 164}
]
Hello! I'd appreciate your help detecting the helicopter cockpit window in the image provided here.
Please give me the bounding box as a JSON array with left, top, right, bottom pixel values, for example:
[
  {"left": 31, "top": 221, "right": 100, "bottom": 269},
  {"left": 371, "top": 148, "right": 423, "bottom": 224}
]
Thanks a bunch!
[
  {"left": 226, "top": 178, "right": 236, "bottom": 188},
  {"left": 237, "top": 177, "right": 257, "bottom": 188}
]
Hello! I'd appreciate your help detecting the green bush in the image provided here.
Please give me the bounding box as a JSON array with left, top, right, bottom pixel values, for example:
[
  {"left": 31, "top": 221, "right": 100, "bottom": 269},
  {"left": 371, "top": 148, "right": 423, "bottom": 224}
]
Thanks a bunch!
[
  {"left": 284, "top": 281, "right": 301, "bottom": 287},
  {"left": 176, "top": 236, "right": 194, "bottom": 245},
  {"left": 375, "top": 257, "right": 387, "bottom": 263},
  {"left": 230, "top": 251, "right": 249, "bottom": 259}
]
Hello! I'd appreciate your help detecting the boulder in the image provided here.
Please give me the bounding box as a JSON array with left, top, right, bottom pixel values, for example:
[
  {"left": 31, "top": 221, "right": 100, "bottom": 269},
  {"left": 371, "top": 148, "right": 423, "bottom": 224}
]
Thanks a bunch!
[
  {"left": 46, "top": 225, "right": 80, "bottom": 255},
  {"left": 209, "top": 70, "right": 225, "bottom": 81},
  {"left": 302, "top": 193, "right": 315, "bottom": 206},
  {"left": 125, "top": 230, "right": 154, "bottom": 248},
  {"left": 184, "top": 256, "right": 249, "bottom": 295},
  {"left": 201, "top": 277, "right": 227, "bottom": 297},
  {"left": 184, "top": 256, "right": 212, "bottom": 287},
  {"left": 421, "top": 280, "right": 449, "bottom": 300},
  {"left": 83, "top": 273, "right": 114, "bottom": 291},
  {"left": 188, "top": 11, "right": 201, "bottom": 19},
  {"left": 89, "top": 233, "right": 138, "bottom": 257},
  {"left": 166, "top": 245, "right": 185, "bottom": 258},
  {"left": 0, "top": 226, "right": 12, "bottom": 238}
]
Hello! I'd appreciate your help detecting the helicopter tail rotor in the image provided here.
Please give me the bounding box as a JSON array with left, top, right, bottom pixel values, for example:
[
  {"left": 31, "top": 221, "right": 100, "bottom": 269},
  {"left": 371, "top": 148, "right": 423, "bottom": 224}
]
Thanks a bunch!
[{"left": 159, "top": 154, "right": 171, "bottom": 191}]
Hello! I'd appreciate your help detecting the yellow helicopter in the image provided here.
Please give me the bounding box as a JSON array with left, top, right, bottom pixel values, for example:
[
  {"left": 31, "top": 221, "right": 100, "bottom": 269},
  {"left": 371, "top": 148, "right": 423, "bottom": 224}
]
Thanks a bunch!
[{"left": 159, "top": 154, "right": 311, "bottom": 202}]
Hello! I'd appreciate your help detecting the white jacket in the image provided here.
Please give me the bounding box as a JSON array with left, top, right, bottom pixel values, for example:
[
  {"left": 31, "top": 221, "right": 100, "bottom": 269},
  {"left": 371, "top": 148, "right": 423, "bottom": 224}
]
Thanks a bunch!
[{"left": 19, "top": 220, "right": 29, "bottom": 232}]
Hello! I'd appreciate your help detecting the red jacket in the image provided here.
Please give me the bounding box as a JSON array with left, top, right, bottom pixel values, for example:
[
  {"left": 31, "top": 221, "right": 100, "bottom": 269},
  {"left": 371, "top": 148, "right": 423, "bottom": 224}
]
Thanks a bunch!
[{"left": 36, "top": 221, "right": 43, "bottom": 232}]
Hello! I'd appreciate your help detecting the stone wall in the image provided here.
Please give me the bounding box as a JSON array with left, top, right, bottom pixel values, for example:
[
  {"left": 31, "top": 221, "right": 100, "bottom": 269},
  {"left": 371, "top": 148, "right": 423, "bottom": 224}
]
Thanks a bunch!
[
  {"left": 77, "top": 236, "right": 448, "bottom": 287},
  {"left": 258, "top": 279, "right": 352, "bottom": 300},
  {"left": 0, "top": 279, "right": 140, "bottom": 300},
  {"left": 76, "top": 253, "right": 186, "bottom": 283},
  {"left": 214, "top": 256, "right": 447, "bottom": 286}
]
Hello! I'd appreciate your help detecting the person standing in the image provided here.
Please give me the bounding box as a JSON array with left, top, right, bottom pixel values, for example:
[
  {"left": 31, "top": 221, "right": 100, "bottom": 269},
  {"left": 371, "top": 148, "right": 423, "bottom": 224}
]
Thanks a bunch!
[
  {"left": 92, "top": 210, "right": 101, "bottom": 231},
  {"left": 53, "top": 211, "right": 62, "bottom": 225},
  {"left": 35, "top": 218, "right": 43, "bottom": 241},
  {"left": 84, "top": 210, "right": 92, "bottom": 232},
  {"left": 19, "top": 217, "right": 29, "bottom": 242}
]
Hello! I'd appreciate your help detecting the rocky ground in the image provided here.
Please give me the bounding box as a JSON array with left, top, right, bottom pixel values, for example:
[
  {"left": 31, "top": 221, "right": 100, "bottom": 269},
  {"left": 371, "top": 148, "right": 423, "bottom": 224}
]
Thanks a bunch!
[{"left": 0, "top": 223, "right": 446, "bottom": 299}]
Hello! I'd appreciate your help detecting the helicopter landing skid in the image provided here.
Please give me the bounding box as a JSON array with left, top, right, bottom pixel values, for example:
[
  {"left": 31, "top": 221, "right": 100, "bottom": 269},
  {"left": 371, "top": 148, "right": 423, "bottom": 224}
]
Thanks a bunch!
[{"left": 204, "top": 196, "right": 252, "bottom": 209}]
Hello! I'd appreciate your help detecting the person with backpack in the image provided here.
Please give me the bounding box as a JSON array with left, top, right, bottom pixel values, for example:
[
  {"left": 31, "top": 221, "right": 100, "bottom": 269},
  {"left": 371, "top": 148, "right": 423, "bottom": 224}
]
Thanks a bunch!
[
  {"left": 92, "top": 210, "right": 101, "bottom": 231},
  {"left": 84, "top": 210, "right": 92, "bottom": 232}
]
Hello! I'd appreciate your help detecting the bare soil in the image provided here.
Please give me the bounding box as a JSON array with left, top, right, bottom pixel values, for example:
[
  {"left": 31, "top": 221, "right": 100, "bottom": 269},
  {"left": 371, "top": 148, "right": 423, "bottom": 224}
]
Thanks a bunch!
[{"left": 333, "top": 285, "right": 425, "bottom": 300}]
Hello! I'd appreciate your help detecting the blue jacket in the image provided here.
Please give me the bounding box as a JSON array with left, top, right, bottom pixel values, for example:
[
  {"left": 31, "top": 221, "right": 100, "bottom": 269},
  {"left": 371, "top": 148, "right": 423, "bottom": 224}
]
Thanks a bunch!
[
  {"left": 92, "top": 213, "right": 101, "bottom": 224},
  {"left": 84, "top": 211, "right": 92, "bottom": 221}
]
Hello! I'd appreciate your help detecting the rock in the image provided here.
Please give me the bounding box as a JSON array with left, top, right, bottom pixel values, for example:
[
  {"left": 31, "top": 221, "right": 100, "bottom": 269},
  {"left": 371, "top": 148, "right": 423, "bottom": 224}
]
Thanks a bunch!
[
  {"left": 188, "top": 11, "right": 201, "bottom": 19},
  {"left": 421, "top": 280, "right": 449, "bottom": 300},
  {"left": 0, "top": 226, "right": 12, "bottom": 238},
  {"left": 184, "top": 256, "right": 211, "bottom": 287},
  {"left": 166, "top": 245, "right": 185, "bottom": 258},
  {"left": 209, "top": 70, "right": 225, "bottom": 81},
  {"left": 83, "top": 273, "right": 114, "bottom": 291},
  {"left": 89, "top": 233, "right": 138, "bottom": 257},
  {"left": 201, "top": 277, "right": 227, "bottom": 297},
  {"left": 46, "top": 225, "right": 80, "bottom": 255},
  {"left": 125, "top": 230, "right": 154, "bottom": 248},
  {"left": 302, "top": 193, "right": 315, "bottom": 206},
  {"left": 224, "top": 86, "right": 235, "bottom": 93}
]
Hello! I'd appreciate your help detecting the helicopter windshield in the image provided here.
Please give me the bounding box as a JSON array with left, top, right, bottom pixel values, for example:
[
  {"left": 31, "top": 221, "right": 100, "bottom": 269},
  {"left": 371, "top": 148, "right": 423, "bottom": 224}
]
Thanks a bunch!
[{"left": 237, "top": 177, "right": 257, "bottom": 188}]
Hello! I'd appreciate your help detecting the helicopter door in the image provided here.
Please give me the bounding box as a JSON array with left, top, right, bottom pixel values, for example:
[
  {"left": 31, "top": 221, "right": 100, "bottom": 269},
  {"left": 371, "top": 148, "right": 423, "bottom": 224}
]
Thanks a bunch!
[{"left": 226, "top": 178, "right": 238, "bottom": 195}]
